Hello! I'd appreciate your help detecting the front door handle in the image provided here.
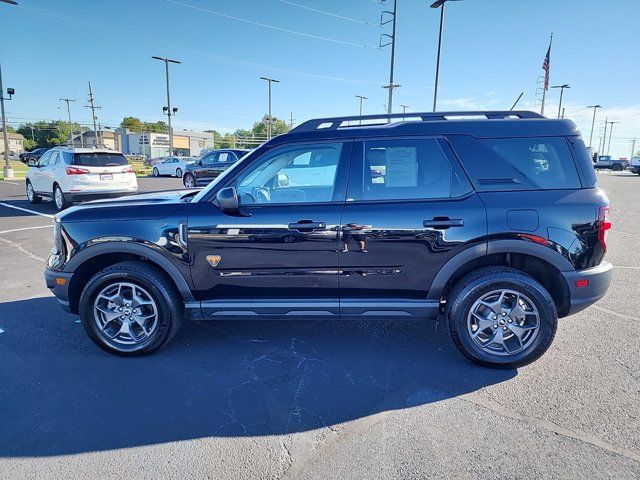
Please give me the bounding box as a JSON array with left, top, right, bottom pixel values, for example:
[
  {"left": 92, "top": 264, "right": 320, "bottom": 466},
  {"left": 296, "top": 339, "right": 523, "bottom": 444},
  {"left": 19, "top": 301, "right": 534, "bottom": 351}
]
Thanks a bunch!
[
  {"left": 423, "top": 217, "right": 464, "bottom": 229},
  {"left": 288, "top": 220, "right": 327, "bottom": 232}
]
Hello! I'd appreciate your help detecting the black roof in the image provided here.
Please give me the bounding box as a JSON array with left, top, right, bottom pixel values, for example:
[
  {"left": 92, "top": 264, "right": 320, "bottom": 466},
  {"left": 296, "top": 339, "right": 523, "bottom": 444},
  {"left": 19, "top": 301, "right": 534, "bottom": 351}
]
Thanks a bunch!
[{"left": 269, "top": 111, "right": 580, "bottom": 146}]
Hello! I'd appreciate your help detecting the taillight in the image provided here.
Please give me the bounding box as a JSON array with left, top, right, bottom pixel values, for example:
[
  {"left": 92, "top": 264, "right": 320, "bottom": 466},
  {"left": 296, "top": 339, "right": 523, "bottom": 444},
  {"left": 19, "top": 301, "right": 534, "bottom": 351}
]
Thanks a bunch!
[
  {"left": 65, "top": 166, "right": 90, "bottom": 175},
  {"left": 122, "top": 165, "right": 134, "bottom": 173},
  {"left": 598, "top": 206, "right": 612, "bottom": 251}
]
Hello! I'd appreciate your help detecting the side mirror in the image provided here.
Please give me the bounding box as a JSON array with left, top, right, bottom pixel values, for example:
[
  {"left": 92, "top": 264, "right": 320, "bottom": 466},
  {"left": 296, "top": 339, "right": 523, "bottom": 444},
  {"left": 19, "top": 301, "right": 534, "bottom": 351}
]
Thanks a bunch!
[
  {"left": 28, "top": 159, "right": 40, "bottom": 167},
  {"left": 216, "top": 187, "right": 240, "bottom": 213}
]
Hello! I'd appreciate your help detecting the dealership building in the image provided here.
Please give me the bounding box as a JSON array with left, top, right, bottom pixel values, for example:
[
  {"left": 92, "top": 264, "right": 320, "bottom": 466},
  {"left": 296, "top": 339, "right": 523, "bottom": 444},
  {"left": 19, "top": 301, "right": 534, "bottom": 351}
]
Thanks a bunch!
[{"left": 116, "top": 129, "right": 215, "bottom": 158}]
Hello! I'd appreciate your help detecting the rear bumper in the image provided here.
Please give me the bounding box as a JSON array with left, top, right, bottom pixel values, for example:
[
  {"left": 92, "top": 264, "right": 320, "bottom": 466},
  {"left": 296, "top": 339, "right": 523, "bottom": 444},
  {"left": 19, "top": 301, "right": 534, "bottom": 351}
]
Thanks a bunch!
[
  {"left": 64, "top": 189, "right": 137, "bottom": 202},
  {"left": 562, "top": 261, "right": 613, "bottom": 316},
  {"left": 44, "top": 268, "right": 73, "bottom": 312}
]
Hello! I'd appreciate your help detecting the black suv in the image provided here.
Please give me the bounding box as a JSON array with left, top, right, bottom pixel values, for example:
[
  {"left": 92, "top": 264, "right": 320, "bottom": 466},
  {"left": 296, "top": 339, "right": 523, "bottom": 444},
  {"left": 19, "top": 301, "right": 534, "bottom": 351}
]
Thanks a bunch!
[
  {"left": 45, "top": 111, "right": 612, "bottom": 368},
  {"left": 182, "top": 149, "right": 249, "bottom": 188}
]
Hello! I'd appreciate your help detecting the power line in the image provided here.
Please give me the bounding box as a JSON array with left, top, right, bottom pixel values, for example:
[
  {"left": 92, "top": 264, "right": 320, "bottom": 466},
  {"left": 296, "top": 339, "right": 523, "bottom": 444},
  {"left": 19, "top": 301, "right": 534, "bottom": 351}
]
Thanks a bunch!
[
  {"left": 164, "top": 0, "right": 372, "bottom": 48},
  {"left": 277, "top": 0, "right": 377, "bottom": 26},
  {"left": 18, "top": 3, "right": 381, "bottom": 87}
]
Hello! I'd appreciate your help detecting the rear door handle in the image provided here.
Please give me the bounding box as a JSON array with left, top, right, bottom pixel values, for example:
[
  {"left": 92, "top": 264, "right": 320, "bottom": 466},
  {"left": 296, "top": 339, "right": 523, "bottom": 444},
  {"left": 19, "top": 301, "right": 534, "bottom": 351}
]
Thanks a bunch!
[
  {"left": 423, "top": 217, "right": 464, "bottom": 229},
  {"left": 288, "top": 220, "right": 327, "bottom": 231}
]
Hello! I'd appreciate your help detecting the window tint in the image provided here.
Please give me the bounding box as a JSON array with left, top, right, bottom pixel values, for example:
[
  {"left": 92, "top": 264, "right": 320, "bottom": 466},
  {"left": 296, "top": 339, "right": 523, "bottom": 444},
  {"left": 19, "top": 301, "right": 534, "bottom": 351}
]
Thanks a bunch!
[
  {"left": 362, "top": 138, "right": 469, "bottom": 201},
  {"left": 449, "top": 136, "right": 581, "bottom": 191},
  {"left": 38, "top": 151, "right": 52, "bottom": 166},
  {"left": 234, "top": 143, "right": 342, "bottom": 205},
  {"left": 73, "top": 153, "right": 128, "bottom": 167},
  {"left": 202, "top": 153, "right": 216, "bottom": 166}
]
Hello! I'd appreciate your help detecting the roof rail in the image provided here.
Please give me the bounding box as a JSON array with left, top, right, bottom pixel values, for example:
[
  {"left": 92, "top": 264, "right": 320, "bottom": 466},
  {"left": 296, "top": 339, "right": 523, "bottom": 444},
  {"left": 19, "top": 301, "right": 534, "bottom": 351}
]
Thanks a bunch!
[{"left": 290, "top": 110, "right": 544, "bottom": 134}]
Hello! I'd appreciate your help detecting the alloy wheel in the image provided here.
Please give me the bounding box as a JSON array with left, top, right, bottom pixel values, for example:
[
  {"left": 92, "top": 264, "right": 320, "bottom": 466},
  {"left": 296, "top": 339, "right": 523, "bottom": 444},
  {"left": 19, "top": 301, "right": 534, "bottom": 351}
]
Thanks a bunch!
[
  {"left": 54, "top": 188, "right": 64, "bottom": 210},
  {"left": 27, "top": 183, "right": 34, "bottom": 201},
  {"left": 93, "top": 281, "right": 159, "bottom": 347},
  {"left": 467, "top": 289, "right": 540, "bottom": 356}
]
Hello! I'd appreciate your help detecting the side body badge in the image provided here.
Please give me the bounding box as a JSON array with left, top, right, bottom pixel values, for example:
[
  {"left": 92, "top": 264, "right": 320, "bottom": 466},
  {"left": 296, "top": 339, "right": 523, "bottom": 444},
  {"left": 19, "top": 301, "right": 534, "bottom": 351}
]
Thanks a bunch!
[{"left": 206, "top": 255, "right": 222, "bottom": 268}]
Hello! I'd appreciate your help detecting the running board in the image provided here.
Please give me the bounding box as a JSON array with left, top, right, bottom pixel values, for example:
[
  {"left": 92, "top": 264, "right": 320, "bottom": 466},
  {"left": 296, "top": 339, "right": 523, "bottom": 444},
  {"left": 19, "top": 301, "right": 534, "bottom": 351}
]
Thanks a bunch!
[{"left": 185, "top": 299, "right": 439, "bottom": 320}]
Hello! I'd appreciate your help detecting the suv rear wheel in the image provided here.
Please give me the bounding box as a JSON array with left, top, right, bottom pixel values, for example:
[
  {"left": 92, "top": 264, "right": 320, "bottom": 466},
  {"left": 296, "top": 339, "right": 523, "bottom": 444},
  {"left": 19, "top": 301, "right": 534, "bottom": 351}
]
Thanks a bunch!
[
  {"left": 53, "top": 184, "right": 70, "bottom": 211},
  {"left": 175, "top": 167, "right": 183, "bottom": 178},
  {"left": 183, "top": 173, "right": 195, "bottom": 188},
  {"left": 79, "top": 261, "right": 183, "bottom": 355},
  {"left": 446, "top": 267, "right": 557, "bottom": 369}
]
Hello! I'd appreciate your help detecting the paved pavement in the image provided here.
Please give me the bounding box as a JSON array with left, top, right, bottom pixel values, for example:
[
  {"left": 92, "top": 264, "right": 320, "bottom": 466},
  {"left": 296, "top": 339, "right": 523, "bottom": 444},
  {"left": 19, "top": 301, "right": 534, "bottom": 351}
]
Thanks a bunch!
[{"left": 0, "top": 173, "right": 639, "bottom": 479}]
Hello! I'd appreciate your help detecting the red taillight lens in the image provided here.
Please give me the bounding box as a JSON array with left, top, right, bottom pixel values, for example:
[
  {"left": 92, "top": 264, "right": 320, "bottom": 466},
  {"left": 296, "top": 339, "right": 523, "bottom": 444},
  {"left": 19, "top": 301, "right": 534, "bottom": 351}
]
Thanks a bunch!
[
  {"left": 65, "top": 166, "right": 90, "bottom": 175},
  {"left": 122, "top": 165, "right": 134, "bottom": 173},
  {"left": 598, "top": 206, "right": 612, "bottom": 251}
]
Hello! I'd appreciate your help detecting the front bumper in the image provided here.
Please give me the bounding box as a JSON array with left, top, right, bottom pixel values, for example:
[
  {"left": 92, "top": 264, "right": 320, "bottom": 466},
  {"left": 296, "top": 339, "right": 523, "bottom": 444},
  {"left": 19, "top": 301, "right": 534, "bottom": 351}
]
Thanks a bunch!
[
  {"left": 44, "top": 268, "right": 73, "bottom": 312},
  {"left": 561, "top": 261, "right": 613, "bottom": 316}
]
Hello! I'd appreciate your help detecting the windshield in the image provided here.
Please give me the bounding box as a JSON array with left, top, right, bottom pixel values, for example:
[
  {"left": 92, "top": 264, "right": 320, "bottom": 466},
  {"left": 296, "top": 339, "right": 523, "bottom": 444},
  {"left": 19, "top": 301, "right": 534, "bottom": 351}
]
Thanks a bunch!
[
  {"left": 73, "top": 153, "right": 128, "bottom": 167},
  {"left": 191, "top": 150, "right": 253, "bottom": 203}
]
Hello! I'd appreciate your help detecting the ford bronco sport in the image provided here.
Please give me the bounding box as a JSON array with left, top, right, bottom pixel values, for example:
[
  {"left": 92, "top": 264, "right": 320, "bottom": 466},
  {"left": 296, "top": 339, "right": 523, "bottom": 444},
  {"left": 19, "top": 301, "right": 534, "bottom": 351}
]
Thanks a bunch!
[{"left": 45, "top": 111, "right": 613, "bottom": 368}]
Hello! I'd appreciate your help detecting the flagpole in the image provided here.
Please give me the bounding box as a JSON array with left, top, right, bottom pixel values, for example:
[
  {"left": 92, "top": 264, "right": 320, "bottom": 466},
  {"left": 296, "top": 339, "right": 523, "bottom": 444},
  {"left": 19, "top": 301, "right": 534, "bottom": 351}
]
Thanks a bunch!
[{"left": 540, "top": 33, "right": 553, "bottom": 117}]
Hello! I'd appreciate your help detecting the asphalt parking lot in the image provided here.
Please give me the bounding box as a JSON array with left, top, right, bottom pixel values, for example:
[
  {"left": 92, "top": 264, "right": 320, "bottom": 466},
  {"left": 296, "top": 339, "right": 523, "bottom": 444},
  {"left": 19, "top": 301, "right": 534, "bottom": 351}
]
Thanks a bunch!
[{"left": 0, "top": 173, "right": 639, "bottom": 479}]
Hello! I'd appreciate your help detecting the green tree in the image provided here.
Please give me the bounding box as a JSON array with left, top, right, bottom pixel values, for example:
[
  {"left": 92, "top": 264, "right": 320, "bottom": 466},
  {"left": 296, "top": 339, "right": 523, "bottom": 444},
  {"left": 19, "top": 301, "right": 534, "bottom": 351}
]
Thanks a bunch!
[
  {"left": 23, "top": 138, "right": 37, "bottom": 151},
  {"left": 120, "top": 117, "right": 168, "bottom": 134},
  {"left": 252, "top": 115, "right": 290, "bottom": 137},
  {"left": 17, "top": 121, "right": 78, "bottom": 147}
]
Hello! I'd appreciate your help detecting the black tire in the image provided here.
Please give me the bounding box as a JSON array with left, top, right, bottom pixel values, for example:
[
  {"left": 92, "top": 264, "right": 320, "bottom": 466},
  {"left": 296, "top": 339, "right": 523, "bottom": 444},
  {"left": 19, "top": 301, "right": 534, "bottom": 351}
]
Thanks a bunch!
[
  {"left": 175, "top": 168, "right": 183, "bottom": 178},
  {"left": 612, "top": 164, "right": 623, "bottom": 172},
  {"left": 152, "top": 167, "right": 159, "bottom": 177},
  {"left": 446, "top": 267, "right": 557, "bottom": 369},
  {"left": 183, "top": 173, "right": 195, "bottom": 188},
  {"left": 26, "top": 180, "right": 42, "bottom": 204},
  {"left": 53, "top": 184, "right": 70, "bottom": 211},
  {"left": 79, "top": 261, "right": 183, "bottom": 356}
]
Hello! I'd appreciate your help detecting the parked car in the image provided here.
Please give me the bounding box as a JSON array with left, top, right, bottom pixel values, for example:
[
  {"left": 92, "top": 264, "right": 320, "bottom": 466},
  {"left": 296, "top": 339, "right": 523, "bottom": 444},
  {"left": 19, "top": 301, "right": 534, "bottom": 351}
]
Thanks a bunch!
[
  {"left": 26, "top": 146, "right": 138, "bottom": 211},
  {"left": 182, "top": 149, "right": 249, "bottom": 188},
  {"left": 152, "top": 156, "right": 195, "bottom": 178},
  {"left": 629, "top": 157, "right": 640, "bottom": 175},
  {"left": 19, "top": 147, "right": 49, "bottom": 164},
  {"left": 44, "top": 111, "right": 612, "bottom": 368},
  {"left": 593, "top": 155, "right": 627, "bottom": 171}
]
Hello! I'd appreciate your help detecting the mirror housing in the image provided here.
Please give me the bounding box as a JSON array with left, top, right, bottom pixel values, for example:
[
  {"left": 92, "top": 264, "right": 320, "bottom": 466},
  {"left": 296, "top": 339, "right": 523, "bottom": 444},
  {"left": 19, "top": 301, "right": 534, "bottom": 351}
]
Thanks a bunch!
[{"left": 216, "top": 187, "right": 240, "bottom": 213}]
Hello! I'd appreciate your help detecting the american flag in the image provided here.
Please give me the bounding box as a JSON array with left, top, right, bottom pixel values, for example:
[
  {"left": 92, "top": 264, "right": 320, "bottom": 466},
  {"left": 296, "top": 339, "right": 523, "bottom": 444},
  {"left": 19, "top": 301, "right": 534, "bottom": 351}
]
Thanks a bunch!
[{"left": 542, "top": 45, "right": 551, "bottom": 91}]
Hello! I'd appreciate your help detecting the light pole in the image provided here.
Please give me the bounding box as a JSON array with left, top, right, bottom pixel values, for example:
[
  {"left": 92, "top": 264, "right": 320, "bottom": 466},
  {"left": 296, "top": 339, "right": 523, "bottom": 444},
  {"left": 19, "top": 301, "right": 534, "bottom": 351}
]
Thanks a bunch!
[
  {"left": 260, "top": 77, "right": 280, "bottom": 139},
  {"left": 400, "top": 104, "right": 409, "bottom": 120},
  {"left": 356, "top": 95, "right": 367, "bottom": 124},
  {"left": 607, "top": 121, "right": 619, "bottom": 156},
  {"left": 152, "top": 56, "right": 181, "bottom": 155},
  {"left": 429, "top": 0, "right": 462, "bottom": 112},
  {"left": 1, "top": 0, "right": 17, "bottom": 179},
  {"left": 586, "top": 104, "right": 602, "bottom": 149},
  {"left": 550, "top": 84, "right": 570, "bottom": 119}
]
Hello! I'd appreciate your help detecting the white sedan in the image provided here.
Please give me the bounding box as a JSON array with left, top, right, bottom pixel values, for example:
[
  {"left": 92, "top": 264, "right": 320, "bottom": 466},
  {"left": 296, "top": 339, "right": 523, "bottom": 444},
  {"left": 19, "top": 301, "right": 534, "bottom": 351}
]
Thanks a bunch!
[{"left": 151, "top": 156, "right": 195, "bottom": 178}]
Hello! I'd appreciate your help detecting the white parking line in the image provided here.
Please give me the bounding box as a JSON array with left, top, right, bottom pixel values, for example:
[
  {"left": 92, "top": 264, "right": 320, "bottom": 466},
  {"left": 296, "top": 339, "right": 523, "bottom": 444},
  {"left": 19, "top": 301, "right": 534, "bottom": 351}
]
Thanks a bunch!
[
  {"left": 2, "top": 181, "right": 21, "bottom": 186},
  {"left": 0, "top": 202, "right": 54, "bottom": 218},
  {"left": 0, "top": 224, "right": 54, "bottom": 235}
]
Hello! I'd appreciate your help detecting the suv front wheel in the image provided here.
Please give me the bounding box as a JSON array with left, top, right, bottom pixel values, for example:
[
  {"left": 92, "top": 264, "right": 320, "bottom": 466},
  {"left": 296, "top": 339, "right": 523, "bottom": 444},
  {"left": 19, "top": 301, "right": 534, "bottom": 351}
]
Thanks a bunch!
[
  {"left": 446, "top": 267, "right": 557, "bottom": 369},
  {"left": 79, "top": 261, "right": 183, "bottom": 355}
]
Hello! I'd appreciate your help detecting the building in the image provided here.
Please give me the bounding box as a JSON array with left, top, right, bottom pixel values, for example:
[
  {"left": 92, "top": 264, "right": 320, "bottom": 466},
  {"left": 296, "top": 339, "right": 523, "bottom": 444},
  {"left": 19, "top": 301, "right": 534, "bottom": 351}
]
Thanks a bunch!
[
  {"left": 1, "top": 132, "right": 25, "bottom": 155},
  {"left": 71, "top": 130, "right": 121, "bottom": 151},
  {"left": 116, "top": 128, "right": 215, "bottom": 158}
]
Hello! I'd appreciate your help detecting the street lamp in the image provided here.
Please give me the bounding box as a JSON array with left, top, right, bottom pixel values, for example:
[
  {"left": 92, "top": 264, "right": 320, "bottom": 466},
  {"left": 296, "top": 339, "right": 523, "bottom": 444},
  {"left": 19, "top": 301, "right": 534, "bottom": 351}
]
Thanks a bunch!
[
  {"left": 1, "top": 0, "right": 17, "bottom": 179},
  {"left": 551, "top": 84, "right": 570, "bottom": 119},
  {"left": 586, "top": 105, "right": 602, "bottom": 149},
  {"left": 152, "top": 56, "right": 181, "bottom": 155},
  {"left": 260, "top": 77, "right": 280, "bottom": 139},
  {"left": 429, "top": 0, "right": 462, "bottom": 112},
  {"left": 607, "top": 121, "right": 619, "bottom": 156}
]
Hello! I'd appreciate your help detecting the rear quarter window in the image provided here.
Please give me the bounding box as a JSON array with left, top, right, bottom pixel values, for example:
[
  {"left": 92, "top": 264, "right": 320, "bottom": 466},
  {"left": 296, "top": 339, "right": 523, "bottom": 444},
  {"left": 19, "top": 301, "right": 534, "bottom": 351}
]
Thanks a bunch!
[
  {"left": 448, "top": 135, "right": 582, "bottom": 191},
  {"left": 73, "top": 153, "right": 128, "bottom": 167}
]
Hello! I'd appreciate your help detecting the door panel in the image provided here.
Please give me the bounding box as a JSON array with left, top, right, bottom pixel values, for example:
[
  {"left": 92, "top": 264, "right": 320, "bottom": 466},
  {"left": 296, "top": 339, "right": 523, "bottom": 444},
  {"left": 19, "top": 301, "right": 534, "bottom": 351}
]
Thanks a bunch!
[
  {"left": 339, "top": 137, "right": 487, "bottom": 303},
  {"left": 187, "top": 140, "right": 352, "bottom": 316}
]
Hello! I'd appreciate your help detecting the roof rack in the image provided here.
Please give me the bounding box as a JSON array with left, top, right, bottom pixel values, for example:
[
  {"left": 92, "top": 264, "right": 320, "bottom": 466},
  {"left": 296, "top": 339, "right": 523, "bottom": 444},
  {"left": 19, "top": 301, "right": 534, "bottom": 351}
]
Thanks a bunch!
[{"left": 290, "top": 110, "right": 544, "bottom": 134}]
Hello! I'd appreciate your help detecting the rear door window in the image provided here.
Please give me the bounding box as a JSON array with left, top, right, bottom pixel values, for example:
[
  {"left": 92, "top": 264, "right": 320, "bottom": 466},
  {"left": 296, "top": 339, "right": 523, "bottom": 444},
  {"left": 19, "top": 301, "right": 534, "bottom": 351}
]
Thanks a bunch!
[
  {"left": 448, "top": 136, "right": 581, "bottom": 191},
  {"left": 73, "top": 153, "right": 128, "bottom": 167}
]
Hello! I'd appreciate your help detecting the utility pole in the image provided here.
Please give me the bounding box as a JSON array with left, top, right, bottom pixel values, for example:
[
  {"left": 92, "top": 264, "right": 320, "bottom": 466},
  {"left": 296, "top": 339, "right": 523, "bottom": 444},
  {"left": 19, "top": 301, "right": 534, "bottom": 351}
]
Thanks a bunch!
[
  {"left": 601, "top": 118, "right": 608, "bottom": 154},
  {"left": 84, "top": 81, "right": 101, "bottom": 147},
  {"left": 630, "top": 138, "right": 636, "bottom": 161},
  {"left": 289, "top": 112, "right": 295, "bottom": 129},
  {"left": 0, "top": 62, "right": 15, "bottom": 179},
  {"left": 152, "top": 56, "right": 181, "bottom": 155},
  {"left": 59, "top": 98, "right": 76, "bottom": 146},
  {"left": 551, "top": 84, "right": 570, "bottom": 119},
  {"left": 607, "top": 121, "right": 618, "bottom": 156},
  {"left": 260, "top": 77, "right": 280, "bottom": 139},
  {"left": 587, "top": 105, "right": 602, "bottom": 149},
  {"left": 380, "top": 0, "right": 398, "bottom": 115}
]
